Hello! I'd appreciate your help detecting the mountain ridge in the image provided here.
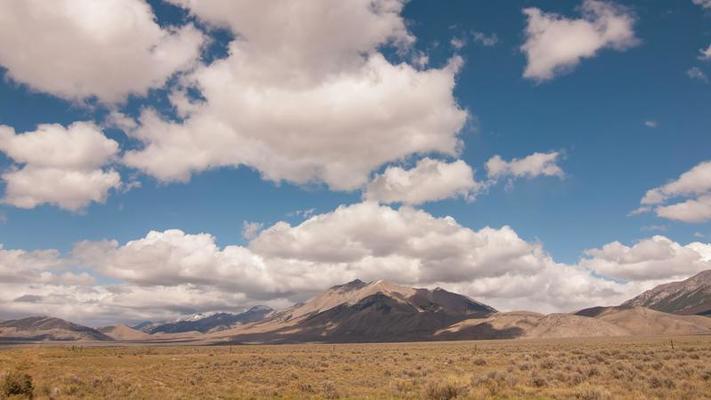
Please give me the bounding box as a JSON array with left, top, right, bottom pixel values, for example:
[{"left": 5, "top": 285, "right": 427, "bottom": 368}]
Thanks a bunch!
[
  {"left": 0, "top": 316, "right": 112, "bottom": 341},
  {"left": 622, "top": 270, "right": 711, "bottom": 316},
  {"left": 4, "top": 273, "right": 711, "bottom": 344}
]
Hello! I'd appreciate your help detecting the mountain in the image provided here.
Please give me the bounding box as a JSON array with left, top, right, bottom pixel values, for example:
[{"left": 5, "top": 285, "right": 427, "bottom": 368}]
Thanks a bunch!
[
  {"left": 131, "top": 320, "right": 163, "bottom": 333},
  {"left": 148, "top": 306, "right": 274, "bottom": 334},
  {"left": 0, "top": 316, "right": 112, "bottom": 342},
  {"left": 211, "top": 279, "right": 497, "bottom": 343},
  {"left": 594, "top": 306, "right": 711, "bottom": 335},
  {"left": 99, "top": 324, "right": 152, "bottom": 341},
  {"left": 622, "top": 270, "right": 711, "bottom": 316}
]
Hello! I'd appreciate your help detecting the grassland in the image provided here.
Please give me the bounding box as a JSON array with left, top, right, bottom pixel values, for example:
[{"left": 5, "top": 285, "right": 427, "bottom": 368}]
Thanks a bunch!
[{"left": 1, "top": 336, "right": 711, "bottom": 399}]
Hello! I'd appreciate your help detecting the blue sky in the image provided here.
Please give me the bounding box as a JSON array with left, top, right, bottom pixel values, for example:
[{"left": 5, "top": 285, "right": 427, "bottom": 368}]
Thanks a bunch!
[{"left": 0, "top": 0, "right": 710, "bottom": 323}]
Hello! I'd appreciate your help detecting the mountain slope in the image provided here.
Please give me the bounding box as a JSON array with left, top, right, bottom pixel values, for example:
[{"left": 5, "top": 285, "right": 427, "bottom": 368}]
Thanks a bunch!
[
  {"left": 148, "top": 306, "right": 274, "bottom": 334},
  {"left": 594, "top": 306, "right": 711, "bottom": 335},
  {"left": 213, "top": 280, "right": 496, "bottom": 343},
  {"left": 622, "top": 270, "right": 711, "bottom": 316},
  {"left": 435, "top": 311, "right": 629, "bottom": 340},
  {"left": 0, "top": 316, "right": 112, "bottom": 341},
  {"left": 99, "top": 324, "right": 152, "bottom": 341}
]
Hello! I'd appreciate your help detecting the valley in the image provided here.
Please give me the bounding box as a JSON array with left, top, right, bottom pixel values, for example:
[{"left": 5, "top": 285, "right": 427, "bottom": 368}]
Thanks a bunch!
[{"left": 1, "top": 336, "right": 710, "bottom": 399}]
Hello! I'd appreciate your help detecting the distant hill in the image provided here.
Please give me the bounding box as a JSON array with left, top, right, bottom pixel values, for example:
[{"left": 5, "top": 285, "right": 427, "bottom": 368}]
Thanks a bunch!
[
  {"left": 211, "top": 279, "right": 497, "bottom": 343},
  {"left": 0, "top": 316, "right": 112, "bottom": 341},
  {"left": 592, "top": 306, "right": 711, "bottom": 335},
  {"left": 622, "top": 270, "right": 711, "bottom": 316},
  {"left": 98, "top": 324, "right": 152, "bottom": 341},
  {"left": 145, "top": 306, "right": 274, "bottom": 334},
  {"left": 439, "top": 305, "right": 711, "bottom": 340},
  {"left": 436, "top": 311, "right": 629, "bottom": 340}
]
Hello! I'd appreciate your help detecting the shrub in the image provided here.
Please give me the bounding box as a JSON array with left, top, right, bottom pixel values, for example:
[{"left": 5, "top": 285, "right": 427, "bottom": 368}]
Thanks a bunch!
[
  {"left": 574, "top": 385, "right": 611, "bottom": 400},
  {"left": 424, "top": 380, "right": 465, "bottom": 400},
  {"left": 531, "top": 375, "right": 547, "bottom": 388},
  {"left": 322, "top": 381, "right": 339, "bottom": 399},
  {"left": 1, "top": 370, "right": 34, "bottom": 399}
]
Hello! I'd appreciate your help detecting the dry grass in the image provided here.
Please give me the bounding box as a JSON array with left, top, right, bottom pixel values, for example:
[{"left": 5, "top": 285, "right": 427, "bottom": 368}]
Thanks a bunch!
[{"left": 0, "top": 336, "right": 710, "bottom": 399}]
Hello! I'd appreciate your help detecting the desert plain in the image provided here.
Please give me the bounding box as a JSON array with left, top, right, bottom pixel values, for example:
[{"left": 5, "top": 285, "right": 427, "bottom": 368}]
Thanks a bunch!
[{"left": 2, "top": 336, "right": 711, "bottom": 400}]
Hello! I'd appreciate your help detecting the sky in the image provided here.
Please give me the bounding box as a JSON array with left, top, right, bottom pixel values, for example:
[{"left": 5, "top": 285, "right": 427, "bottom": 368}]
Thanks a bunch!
[{"left": 0, "top": 0, "right": 710, "bottom": 326}]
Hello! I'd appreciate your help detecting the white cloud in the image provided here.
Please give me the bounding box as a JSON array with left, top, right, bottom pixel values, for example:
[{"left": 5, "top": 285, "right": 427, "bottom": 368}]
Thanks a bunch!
[
  {"left": 656, "top": 195, "right": 711, "bottom": 223},
  {"left": 0, "top": 282, "right": 262, "bottom": 327},
  {"left": 641, "top": 161, "right": 711, "bottom": 205},
  {"left": 687, "top": 67, "right": 709, "bottom": 83},
  {"left": 287, "top": 208, "right": 317, "bottom": 219},
  {"left": 0, "top": 245, "right": 64, "bottom": 284},
  {"left": 122, "top": 0, "right": 467, "bottom": 191},
  {"left": 364, "top": 158, "right": 479, "bottom": 205},
  {"left": 4, "top": 202, "right": 711, "bottom": 322},
  {"left": 0, "top": 122, "right": 121, "bottom": 211},
  {"left": 0, "top": 0, "right": 204, "bottom": 103},
  {"left": 472, "top": 32, "right": 499, "bottom": 47},
  {"left": 700, "top": 45, "right": 711, "bottom": 61},
  {"left": 693, "top": 0, "right": 711, "bottom": 9},
  {"left": 637, "top": 160, "right": 711, "bottom": 223},
  {"left": 644, "top": 120, "right": 658, "bottom": 128},
  {"left": 581, "top": 236, "right": 711, "bottom": 281},
  {"left": 521, "top": 0, "right": 637, "bottom": 81},
  {"left": 486, "top": 152, "right": 564, "bottom": 180},
  {"left": 241, "top": 221, "right": 264, "bottom": 240},
  {"left": 450, "top": 37, "right": 466, "bottom": 49}
]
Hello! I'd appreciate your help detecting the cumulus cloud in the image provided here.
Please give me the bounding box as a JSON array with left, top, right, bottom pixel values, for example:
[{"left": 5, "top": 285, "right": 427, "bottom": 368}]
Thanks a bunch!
[
  {"left": 241, "top": 221, "right": 264, "bottom": 240},
  {"left": 637, "top": 160, "right": 711, "bottom": 223},
  {"left": 0, "top": 122, "right": 121, "bottom": 211},
  {"left": 0, "top": 0, "right": 204, "bottom": 103},
  {"left": 656, "top": 195, "right": 711, "bottom": 223},
  {"left": 0, "top": 282, "right": 260, "bottom": 327},
  {"left": 364, "top": 158, "right": 479, "bottom": 205},
  {"left": 3, "top": 202, "right": 710, "bottom": 322},
  {"left": 71, "top": 230, "right": 274, "bottom": 293},
  {"left": 0, "top": 245, "right": 64, "bottom": 284},
  {"left": 693, "top": 0, "right": 711, "bottom": 9},
  {"left": 121, "top": 0, "right": 467, "bottom": 190},
  {"left": 521, "top": 0, "right": 637, "bottom": 81},
  {"left": 486, "top": 152, "right": 564, "bottom": 181},
  {"left": 581, "top": 236, "right": 711, "bottom": 281}
]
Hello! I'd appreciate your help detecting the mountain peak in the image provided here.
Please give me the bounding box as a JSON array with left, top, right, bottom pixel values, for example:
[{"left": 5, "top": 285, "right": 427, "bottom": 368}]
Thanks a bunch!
[{"left": 330, "top": 279, "right": 368, "bottom": 292}]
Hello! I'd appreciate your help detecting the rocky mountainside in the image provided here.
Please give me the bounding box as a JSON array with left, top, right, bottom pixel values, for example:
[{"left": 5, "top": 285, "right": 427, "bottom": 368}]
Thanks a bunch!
[
  {"left": 212, "top": 279, "right": 497, "bottom": 343},
  {"left": 0, "top": 316, "right": 112, "bottom": 341},
  {"left": 144, "top": 306, "right": 274, "bottom": 334},
  {"left": 622, "top": 270, "right": 711, "bottom": 316}
]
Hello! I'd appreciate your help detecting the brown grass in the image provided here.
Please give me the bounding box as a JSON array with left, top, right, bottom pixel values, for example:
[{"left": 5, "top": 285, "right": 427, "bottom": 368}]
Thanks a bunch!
[{"left": 0, "top": 336, "right": 710, "bottom": 399}]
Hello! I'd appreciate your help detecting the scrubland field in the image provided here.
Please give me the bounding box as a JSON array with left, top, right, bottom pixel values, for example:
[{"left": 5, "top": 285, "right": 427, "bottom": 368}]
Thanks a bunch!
[{"left": 1, "top": 337, "right": 711, "bottom": 399}]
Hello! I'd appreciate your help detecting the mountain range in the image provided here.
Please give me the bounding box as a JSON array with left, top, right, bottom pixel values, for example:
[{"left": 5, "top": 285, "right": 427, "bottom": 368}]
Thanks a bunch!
[
  {"left": 2, "top": 271, "right": 711, "bottom": 344},
  {"left": 133, "top": 305, "right": 274, "bottom": 334}
]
